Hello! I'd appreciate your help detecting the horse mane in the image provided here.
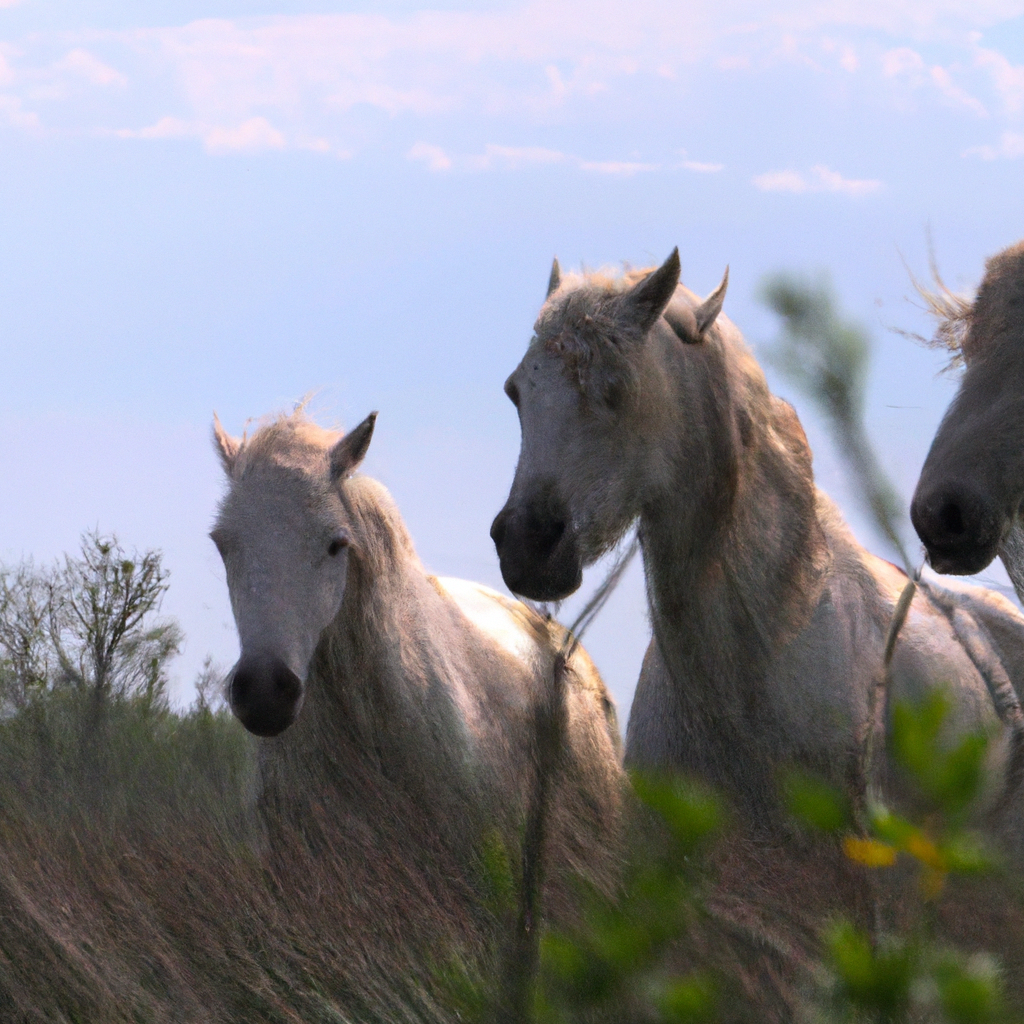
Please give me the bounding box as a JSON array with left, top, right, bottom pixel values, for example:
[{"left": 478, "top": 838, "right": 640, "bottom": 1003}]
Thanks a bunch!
[
  {"left": 908, "top": 241, "right": 1024, "bottom": 371},
  {"left": 966, "top": 240, "right": 1024, "bottom": 361}
]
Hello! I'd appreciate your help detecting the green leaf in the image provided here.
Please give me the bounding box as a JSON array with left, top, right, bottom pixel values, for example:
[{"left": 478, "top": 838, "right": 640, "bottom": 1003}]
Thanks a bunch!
[
  {"left": 940, "top": 831, "right": 994, "bottom": 876},
  {"left": 630, "top": 771, "right": 721, "bottom": 850},
  {"left": 934, "top": 954, "right": 1003, "bottom": 1024},
  {"left": 782, "top": 769, "right": 851, "bottom": 833},
  {"left": 826, "top": 920, "right": 915, "bottom": 1015},
  {"left": 655, "top": 974, "right": 716, "bottom": 1023},
  {"left": 868, "top": 804, "right": 917, "bottom": 848}
]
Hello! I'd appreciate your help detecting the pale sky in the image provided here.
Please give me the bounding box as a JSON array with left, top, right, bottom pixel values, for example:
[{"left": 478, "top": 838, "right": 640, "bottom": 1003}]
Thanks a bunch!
[{"left": 1, "top": 0, "right": 1023, "bottom": 715}]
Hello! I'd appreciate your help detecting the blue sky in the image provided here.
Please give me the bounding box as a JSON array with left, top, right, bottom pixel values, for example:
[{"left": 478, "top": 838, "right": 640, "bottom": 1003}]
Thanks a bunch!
[{"left": 1, "top": 0, "right": 1023, "bottom": 714}]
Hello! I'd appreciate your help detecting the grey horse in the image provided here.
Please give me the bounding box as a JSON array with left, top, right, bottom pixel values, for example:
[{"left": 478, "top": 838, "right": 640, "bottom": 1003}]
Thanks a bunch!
[
  {"left": 211, "top": 408, "right": 624, "bottom": 1019},
  {"left": 492, "top": 250, "right": 1024, "bottom": 829}
]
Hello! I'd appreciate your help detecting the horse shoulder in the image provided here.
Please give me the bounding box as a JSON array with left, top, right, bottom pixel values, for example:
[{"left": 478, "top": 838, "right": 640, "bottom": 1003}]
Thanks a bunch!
[{"left": 762, "top": 523, "right": 891, "bottom": 746}]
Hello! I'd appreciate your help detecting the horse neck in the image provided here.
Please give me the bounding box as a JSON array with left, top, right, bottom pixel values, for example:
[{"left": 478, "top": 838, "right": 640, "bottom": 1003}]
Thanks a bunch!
[{"left": 636, "top": 333, "right": 827, "bottom": 780}]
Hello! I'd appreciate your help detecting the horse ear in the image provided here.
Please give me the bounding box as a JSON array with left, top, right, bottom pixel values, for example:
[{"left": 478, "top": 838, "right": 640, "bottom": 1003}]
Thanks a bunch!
[
  {"left": 212, "top": 413, "right": 240, "bottom": 475},
  {"left": 546, "top": 257, "right": 561, "bottom": 299},
  {"left": 619, "top": 247, "right": 681, "bottom": 334},
  {"left": 693, "top": 266, "right": 729, "bottom": 338},
  {"left": 330, "top": 412, "right": 377, "bottom": 482}
]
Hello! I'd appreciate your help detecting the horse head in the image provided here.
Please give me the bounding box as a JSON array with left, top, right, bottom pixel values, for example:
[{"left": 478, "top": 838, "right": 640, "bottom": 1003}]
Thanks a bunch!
[
  {"left": 491, "top": 248, "right": 728, "bottom": 601},
  {"left": 211, "top": 411, "right": 376, "bottom": 736},
  {"left": 911, "top": 241, "right": 1024, "bottom": 576}
]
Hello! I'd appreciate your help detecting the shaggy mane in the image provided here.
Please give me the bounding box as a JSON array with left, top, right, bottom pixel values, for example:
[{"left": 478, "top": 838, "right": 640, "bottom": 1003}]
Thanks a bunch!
[
  {"left": 234, "top": 410, "right": 343, "bottom": 476},
  {"left": 906, "top": 259, "right": 974, "bottom": 372}
]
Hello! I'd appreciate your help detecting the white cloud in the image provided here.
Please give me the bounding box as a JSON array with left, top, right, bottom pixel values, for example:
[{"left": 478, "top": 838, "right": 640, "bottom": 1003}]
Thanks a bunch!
[
  {"left": 467, "top": 144, "right": 567, "bottom": 170},
  {"left": 203, "top": 117, "right": 285, "bottom": 154},
  {"left": 974, "top": 44, "right": 1024, "bottom": 114},
  {"left": 880, "top": 46, "right": 987, "bottom": 117},
  {"left": 882, "top": 47, "right": 925, "bottom": 79},
  {"left": 578, "top": 159, "right": 657, "bottom": 175},
  {"left": 405, "top": 140, "right": 666, "bottom": 175},
  {"left": 0, "top": 93, "right": 39, "bottom": 130},
  {"left": 752, "top": 168, "right": 808, "bottom": 192},
  {"left": 54, "top": 49, "right": 127, "bottom": 88},
  {"left": 133, "top": 116, "right": 192, "bottom": 140},
  {"left": 407, "top": 140, "right": 452, "bottom": 171},
  {"left": 929, "top": 65, "right": 987, "bottom": 116},
  {"left": 753, "top": 164, "right": 882, "bottom": 195},
  {"left": 963, "top": 129, "right": 1024, "bottom": 159},
  {"left": 681, "top": 159, "right": 724, "bottom": 172},
  {"left": 0, "top": 2, "right": 1019, "bottom": 161},
  {"left": 0, "top": 51, "right": 15, "bottom": 87},
  {"left": 115, "top": 114, "right": 288, "bottom": 154}
]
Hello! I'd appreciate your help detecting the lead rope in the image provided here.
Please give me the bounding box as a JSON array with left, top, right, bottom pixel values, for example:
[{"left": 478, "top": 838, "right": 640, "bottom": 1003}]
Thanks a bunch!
[{"left": 504, "top": 533, "right": 640, "bottom": 1023}]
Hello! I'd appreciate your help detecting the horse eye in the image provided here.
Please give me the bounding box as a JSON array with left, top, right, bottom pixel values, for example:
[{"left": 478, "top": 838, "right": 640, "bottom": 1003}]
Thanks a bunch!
[
  {"left": 327, "top": 533, "right": 349, "bottom": 557},
  {"left": 504, "top": 378, "right": 520, "bottom": 407},
  {"left": 602, "top": 379, "right": 624, "bottom": 411}
]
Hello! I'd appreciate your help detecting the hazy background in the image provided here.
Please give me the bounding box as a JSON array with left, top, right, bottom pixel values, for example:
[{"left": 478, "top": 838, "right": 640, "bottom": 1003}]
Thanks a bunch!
[{"left": 1, "top": 0, "right": 1023, "bottom": 717}]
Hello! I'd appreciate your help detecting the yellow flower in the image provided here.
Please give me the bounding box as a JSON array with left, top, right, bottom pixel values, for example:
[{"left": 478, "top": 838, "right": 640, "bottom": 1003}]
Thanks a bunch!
[
  {"left": 905, "top": 833, "right": 945, "bottom": 871},
  {"left": 843, "top": 836, "right": 897, "bottom": 867}
]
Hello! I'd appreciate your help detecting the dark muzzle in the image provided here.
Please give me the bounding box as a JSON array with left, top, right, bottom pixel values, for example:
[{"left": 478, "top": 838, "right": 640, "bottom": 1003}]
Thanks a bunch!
[
  {"left": 910, "top": 481, "right": 1002, "bottom": 576},
  {"left": 229, "top": 653, "right": 304, "bottom": 737},
  {"left": 490, "top": 489, "right": 583, "bottom": 601}
]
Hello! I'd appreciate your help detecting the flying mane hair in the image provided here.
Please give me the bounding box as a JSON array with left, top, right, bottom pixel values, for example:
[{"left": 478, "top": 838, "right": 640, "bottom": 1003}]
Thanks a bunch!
[
  {"left": 907, "top": 242, "right": 1024, "bottom": 371},
  {"left": 229, "top": 412, "right": 343, "bottom": 476}
]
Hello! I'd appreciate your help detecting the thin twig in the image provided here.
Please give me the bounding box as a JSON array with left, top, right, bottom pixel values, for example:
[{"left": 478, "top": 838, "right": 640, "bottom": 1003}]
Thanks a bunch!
[{"left": 506, "top": 532, "right": 640, "bottom": 1022}]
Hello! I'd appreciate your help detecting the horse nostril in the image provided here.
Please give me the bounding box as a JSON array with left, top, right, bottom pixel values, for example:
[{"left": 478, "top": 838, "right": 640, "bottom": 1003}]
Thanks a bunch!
[
  {"left": 939, "top": 500, "right": 966, "bottom": 537},
  {"left": 272, "top": 661, "right": 302, "bottom": 702},
  {"left": 527, "top": 516, "right": 565, "bottom": 558}
]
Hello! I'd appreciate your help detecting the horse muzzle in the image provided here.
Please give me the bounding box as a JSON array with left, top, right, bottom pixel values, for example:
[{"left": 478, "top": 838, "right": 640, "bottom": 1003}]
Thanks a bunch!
[
  {"left": 490, "top": 501, "right": 583, "bottom": 601},
  {"left": 910, "top": 481, "right": 1003, "bottom": 576},
  {"left": 228, "top": 653, "right": 305, "bottom": 737}
]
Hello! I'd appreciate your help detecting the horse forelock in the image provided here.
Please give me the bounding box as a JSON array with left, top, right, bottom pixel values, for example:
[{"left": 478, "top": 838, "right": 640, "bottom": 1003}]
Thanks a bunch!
[
  {"left": 231, "top": 412, "right": 343, "bottom": 479},
  {"left": 914, "top": 240, "right": 1024, "bottom": 370},
  {"left": 966, "top": 240, "right": 1024, "bottom": 362},
  {"left": 534, "top": 266, "right": 666, "bottom": 394}
]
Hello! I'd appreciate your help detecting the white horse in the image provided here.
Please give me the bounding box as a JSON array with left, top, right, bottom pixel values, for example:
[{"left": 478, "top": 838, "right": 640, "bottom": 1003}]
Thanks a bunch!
[
  {"left": 492, "top": 249, "right": 1024, "bottom": 828},
  {"left": 211, "top": 408, "right": 624, "bottom": 1018}
]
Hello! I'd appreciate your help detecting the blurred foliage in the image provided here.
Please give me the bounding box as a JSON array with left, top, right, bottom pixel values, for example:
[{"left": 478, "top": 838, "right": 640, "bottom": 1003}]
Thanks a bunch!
[
  {"left": 533, "top": 773, "right": 722, "bottom": 1023},
  {"left": 760, "top": 275, "right": 912, "bottom": 571},
  {"left": 450, "top": 691, "right": 1017, "bottom": 1023},
  {"left": 790, "top": 690, "right": 1014, "bottom": 1024}
]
